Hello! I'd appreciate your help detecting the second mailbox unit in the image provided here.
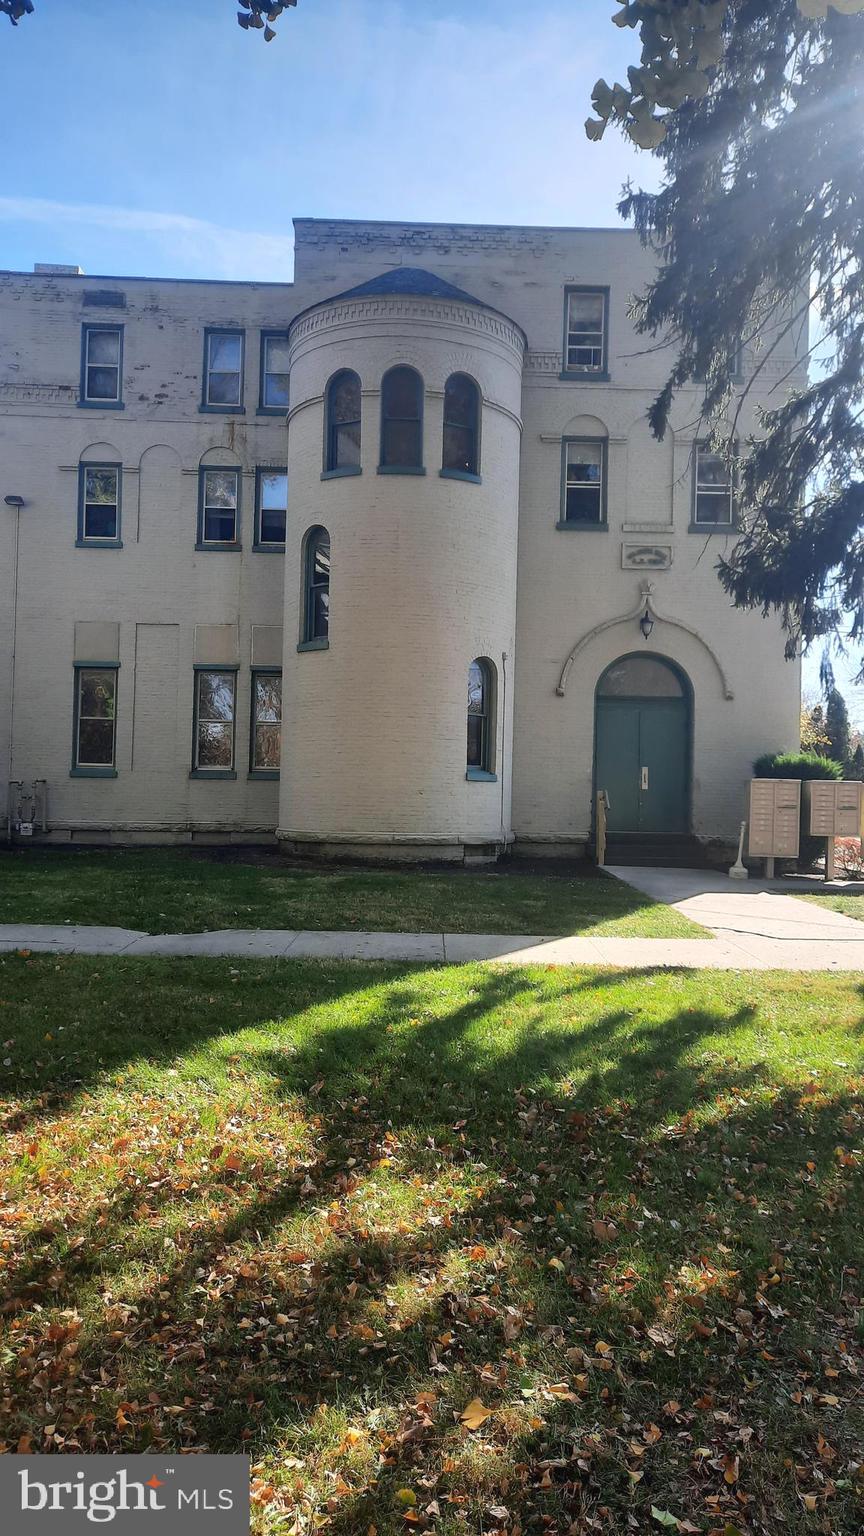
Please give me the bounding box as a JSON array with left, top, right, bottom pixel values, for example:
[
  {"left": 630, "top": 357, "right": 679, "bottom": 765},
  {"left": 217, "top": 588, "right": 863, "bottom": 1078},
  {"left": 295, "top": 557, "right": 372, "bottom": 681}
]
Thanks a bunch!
[{"left": 804, "top": 780, "right": 864, "bottom": 839}]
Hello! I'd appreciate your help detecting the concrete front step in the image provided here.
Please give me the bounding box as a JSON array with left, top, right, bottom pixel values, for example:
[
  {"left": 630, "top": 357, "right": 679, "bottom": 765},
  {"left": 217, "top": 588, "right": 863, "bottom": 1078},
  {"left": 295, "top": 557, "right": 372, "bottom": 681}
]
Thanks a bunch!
[{"left": 603, "top": 837, "right": 715, "bottom": 870}]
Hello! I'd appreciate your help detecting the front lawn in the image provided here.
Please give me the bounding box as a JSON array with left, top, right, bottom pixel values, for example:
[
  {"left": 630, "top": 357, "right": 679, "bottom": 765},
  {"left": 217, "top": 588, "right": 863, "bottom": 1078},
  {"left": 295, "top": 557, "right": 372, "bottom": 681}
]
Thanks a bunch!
[
  {"left": 797, "top": 891, "right": 864, "bottom": 924},
  {"left": 1, "top": 956, "right": 862, "bottom": 1533},
  {"left": 0, "top": 849, "right": 705, "bottom": 938}
]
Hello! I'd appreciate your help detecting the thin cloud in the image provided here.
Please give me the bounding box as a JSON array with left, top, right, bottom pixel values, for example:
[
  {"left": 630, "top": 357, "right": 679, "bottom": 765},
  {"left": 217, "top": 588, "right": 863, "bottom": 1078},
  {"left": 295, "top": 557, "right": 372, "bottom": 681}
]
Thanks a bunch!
[{"left": 0, "top": 197, "right": 294, "bottom": 281}]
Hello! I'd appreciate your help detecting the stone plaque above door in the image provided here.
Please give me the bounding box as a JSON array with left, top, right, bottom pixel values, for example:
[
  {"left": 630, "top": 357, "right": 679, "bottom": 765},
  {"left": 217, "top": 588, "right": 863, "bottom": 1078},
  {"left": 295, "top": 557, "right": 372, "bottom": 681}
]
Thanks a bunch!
[{"left": 621, "top": 542, "right": 673, "bottom": 570}]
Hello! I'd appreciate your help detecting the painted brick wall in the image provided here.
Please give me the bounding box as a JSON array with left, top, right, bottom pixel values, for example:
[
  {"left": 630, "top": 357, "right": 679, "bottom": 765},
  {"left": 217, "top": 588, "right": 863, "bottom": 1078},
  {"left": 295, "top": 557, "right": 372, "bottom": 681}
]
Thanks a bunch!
[{"left": 0, "top": 222, "right": 803, "bottom": 849}]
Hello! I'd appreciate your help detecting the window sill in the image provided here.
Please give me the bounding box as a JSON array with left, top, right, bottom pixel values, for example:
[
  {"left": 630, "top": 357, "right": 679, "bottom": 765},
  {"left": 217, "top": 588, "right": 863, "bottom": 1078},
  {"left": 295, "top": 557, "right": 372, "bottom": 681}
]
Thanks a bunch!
[
  {"left": 257, "top": 406, "right": 288, "bottom": 417},
  {"left": 559, "top": 370, "right": 610, "bottom": 384},
  {"left": 248, "top": 770, "right": 280, "bottom": 781},
  {"left": 253, "top": 542, "right": 285, "bottom": 554},
  {"left": 75, "top": 538, "right": 123, "bottom": 549},
  {"left": 466, "top": 768, "right": 498, "bottom": 783},
  {"left": 297, "top": 638, "right": 329, "bottom": 653},
  {"left": 70, "top": 767, "right": 118, "bottom": 779},
  {"left": 440, "top": 468, "right": 482, "bottom": 485},
  {"left": 321, "top": 465, "right": 362, "bottom": 480},
  {"left": 687, "top": 522, "right": 737, "bottom": 534},
  {"left": 195, "top": 541, "right": 242, "bottom": 552},
  {"left": 377, "top": 465, "right": 426, "bottom": 476},
  {"left": 556, "top": 520, "right": 607, "bottom": 532},
  {"left": 189, "top": 770, "right": 237, "bottom": 781},
  {"left": 199, "top": 404, "right": 245, "bottom": 415},
  {"left": 77, "top": 399, "right": 125, "bottom": 411}
]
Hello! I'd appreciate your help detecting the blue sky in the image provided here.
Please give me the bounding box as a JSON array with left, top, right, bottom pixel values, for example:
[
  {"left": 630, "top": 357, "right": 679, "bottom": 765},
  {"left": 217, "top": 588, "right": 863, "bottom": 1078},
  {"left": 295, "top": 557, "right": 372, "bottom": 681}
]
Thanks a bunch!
[
  {"left": 1, "top": 0, "right": 651, "bottom": 278},
  {"left": 1, "top": 0, "right": 855, "bottom": 716}
]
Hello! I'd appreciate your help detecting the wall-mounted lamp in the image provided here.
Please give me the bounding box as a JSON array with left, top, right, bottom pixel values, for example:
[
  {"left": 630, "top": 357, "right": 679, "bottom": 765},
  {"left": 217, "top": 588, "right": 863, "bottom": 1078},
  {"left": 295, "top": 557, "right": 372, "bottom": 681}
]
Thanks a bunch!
[
  {"left": 639, "top": 605, "right": 655, "bottom": 641},
  {"left": 4, "top": 495, "right": 25, "bottom": 509}
]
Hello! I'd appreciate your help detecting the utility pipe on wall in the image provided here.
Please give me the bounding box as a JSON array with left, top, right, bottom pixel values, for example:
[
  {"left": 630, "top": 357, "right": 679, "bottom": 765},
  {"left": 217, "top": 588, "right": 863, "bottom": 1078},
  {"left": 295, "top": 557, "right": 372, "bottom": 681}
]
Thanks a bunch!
[{"left": 4, "top": 495, "right": 25, "bottom": 838}]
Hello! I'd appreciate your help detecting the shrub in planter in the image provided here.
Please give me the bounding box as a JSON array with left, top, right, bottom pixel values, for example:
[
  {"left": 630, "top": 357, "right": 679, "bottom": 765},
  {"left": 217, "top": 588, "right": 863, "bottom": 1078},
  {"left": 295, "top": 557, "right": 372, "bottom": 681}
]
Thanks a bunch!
[{"left": 753, "top": 752, "right": 845, "bottom": 869}]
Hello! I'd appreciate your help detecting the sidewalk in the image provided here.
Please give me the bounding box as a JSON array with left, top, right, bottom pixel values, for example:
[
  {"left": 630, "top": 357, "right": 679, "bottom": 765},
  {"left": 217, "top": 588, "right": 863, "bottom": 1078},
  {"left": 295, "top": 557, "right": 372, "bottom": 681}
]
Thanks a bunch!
[{"left": 2, "top": 874, "right": 863, "bottom": 970}]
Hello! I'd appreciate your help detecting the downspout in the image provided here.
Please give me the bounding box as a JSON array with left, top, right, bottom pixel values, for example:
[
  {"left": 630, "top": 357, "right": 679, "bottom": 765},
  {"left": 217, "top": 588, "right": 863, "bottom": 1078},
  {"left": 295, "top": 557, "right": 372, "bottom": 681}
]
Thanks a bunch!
[
  {"left": 5, "top": 500, "right": 21, "bottom": 839},
  {"left": 500, "top": 649, "right": 508, "bottom": 851}
]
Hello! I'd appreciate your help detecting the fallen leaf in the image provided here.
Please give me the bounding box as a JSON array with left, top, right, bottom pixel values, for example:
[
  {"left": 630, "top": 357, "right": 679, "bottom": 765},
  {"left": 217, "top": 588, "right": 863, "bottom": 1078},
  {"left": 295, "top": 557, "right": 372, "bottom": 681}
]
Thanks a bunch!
[{"left": 460, "top": 1397, "right": 494, "bottom": 1431}]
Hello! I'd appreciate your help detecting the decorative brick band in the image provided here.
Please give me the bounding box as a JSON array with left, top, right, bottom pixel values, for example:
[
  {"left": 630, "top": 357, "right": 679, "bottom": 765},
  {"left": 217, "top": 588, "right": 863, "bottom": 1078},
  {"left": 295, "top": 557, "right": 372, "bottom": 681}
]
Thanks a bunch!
[{"left": 289, "top": 295, "right": 525, "bottom": 361}]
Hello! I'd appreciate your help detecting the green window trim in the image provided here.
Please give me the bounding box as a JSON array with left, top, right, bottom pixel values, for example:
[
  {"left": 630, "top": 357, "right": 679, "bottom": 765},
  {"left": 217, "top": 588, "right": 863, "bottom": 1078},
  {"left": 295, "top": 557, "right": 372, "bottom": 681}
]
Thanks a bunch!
[
  {"left": 559, "top": 437, "right": 608, "bottom": 528},
  {"left": 467, "top": 657, "right": 497, "bottom": 777},
  {"left": 324, "top": 369, "right": 362, "bottom": 475},
  {"left": 442, "top": 372, "right": 481, "bottom": 478},
  {"left": 379, "top": 365, "right": 424, "bottom": 472},
  {"left": 77, "top": 461, "right": 122, "bottom": 547},
  {"left": 200, "top": 326, "right": 245, "bottom": 414},
  {"left": 561, "top": 285, "right": 610, "bottom": 380},
  {"left": 441, "top": 469, "right": 482, "bottom": 486},
  {"left": 71, "top": 662, "right": 119, "bottom": 776},
  {"left": 197, "top": 465, "right": 242, "bottom": 549},
  {"left": 254, "top": 466, "right": 287, "bottom": 551},
  {"left": 191, "top": 666, "right": 238, "bottom": 776},
  {"left": 258, "top": 329, "right": 290, "bottom": 414},
  {"left": 79, "top": 322, "right": 125, "bottom": 409},
  {"left": 249, "top": 667, "right": 282, "bottom": 776},
  {"left": 302, "top": 525, "right": 331, "bottom": 646},
  {"left": 691, "top": 439, "right": 738, "bottom": 530}
]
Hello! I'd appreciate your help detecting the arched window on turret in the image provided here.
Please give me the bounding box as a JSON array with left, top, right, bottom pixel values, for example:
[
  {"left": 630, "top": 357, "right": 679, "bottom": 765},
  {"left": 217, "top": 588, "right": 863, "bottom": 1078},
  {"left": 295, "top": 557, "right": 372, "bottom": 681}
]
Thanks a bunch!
[
  {"left": 301, "top": 526, "right": 330, "bottom": 648},
  {"left": 467, "top": 658, "right": 496, "bottom": 779},
  {"left": 324, "top": 370, "right": 361, "bottom": 475},
  {"left": 379, "top": 366, "right": 424, "bottom": 472},
  {"left": 442, "top": 373, "right": 480, "bottom": 479}
]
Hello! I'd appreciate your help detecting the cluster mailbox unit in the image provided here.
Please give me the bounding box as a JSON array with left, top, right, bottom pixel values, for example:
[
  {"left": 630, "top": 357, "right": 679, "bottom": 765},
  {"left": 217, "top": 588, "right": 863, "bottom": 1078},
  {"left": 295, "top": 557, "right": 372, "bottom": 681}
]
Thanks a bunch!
[
  {"left": 748, "top": 779, "right": 801, "bottom": 876},
  {"left": 749, "top": 777, "right": 864, "bottom": 878},
  {"left": 804, "top": 780, "right": 864, "bottom": 878}
]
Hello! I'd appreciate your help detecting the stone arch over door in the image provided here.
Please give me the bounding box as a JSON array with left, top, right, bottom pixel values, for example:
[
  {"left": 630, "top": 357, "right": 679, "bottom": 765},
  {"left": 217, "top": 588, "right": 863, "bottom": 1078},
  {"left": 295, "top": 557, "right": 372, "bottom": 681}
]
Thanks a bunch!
[{"left": 594, "top": 652, "right": 692, "bottom": 835}]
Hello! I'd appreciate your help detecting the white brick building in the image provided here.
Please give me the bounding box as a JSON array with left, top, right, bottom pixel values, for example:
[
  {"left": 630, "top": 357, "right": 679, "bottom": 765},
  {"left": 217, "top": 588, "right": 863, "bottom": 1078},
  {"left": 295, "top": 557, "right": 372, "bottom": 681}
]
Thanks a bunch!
[{"left": 0, "top": 218, "right": 801, "bottom": 859}]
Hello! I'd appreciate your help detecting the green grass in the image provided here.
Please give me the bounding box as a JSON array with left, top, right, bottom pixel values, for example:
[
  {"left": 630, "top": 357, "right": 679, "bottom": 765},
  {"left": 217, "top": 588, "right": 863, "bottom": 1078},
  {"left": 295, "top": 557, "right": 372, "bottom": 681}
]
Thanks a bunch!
[
  {"left": 1, "top": 955, "right": 863, "bottom": 1532},
  {"left": 0, "top": 848, "right": 706, "bottom": 938},
  {"left": 798, "top": 891, "right": 864, "bottom": 923}
]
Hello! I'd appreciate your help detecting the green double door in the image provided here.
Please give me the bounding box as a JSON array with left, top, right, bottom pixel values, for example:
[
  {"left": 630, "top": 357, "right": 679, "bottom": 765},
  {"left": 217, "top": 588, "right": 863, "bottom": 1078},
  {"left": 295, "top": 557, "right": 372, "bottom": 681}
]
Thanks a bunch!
[{"left": 595, "top": 697, "right": 689, "bottom": 835}]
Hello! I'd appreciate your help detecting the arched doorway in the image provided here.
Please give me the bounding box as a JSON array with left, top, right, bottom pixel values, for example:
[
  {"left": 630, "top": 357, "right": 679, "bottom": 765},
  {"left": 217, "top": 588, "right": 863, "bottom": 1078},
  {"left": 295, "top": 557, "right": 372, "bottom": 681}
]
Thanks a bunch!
[{"left": 594, "top": 654, "right": 691, "bottom": 835}]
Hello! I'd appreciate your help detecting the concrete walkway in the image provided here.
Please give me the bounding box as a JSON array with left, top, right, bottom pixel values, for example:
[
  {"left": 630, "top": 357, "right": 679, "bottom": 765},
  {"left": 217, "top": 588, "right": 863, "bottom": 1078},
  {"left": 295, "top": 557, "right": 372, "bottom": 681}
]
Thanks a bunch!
[
  {"left": 0, "top": 866, "right": 863, "bottom": 969},
  {"left": 605, "top": 865, "right": 864, "bottom": 970}
]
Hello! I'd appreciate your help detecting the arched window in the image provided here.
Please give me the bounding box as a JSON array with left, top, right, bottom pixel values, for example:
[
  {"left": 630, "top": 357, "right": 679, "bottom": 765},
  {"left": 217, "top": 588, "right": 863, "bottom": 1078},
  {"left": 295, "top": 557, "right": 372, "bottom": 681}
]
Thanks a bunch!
[
  {"left": 467, "top": 658, "right": 496, "bottom": 776},
  {"left": 302, "top": 527, "right": 330, "bottom": 646},
  {"left": 443, "top": 373, "right": 480, "bottom": 477},
  {"left": 325, "top": 370, "right": 361, "bottom": 474},
  {"left": 380, "top": 366, "right": 423, "bottom": 471},
  {"left": 597, "top": 655, "right": 685, "bottom": 698}
]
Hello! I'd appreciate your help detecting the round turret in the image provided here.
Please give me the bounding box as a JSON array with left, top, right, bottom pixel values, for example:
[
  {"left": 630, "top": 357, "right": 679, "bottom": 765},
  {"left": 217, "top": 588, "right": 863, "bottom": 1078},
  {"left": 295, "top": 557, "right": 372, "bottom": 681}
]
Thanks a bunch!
[{"left": 278, "top": 268, "right": 525, "bottom": 860}]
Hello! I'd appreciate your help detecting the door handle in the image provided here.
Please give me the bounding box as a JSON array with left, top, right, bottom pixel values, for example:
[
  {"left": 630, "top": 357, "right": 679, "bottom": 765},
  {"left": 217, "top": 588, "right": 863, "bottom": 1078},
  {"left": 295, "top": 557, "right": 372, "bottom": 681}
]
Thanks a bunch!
[{"left": 641, "top": 766, "right": 649, "bottom": 791}]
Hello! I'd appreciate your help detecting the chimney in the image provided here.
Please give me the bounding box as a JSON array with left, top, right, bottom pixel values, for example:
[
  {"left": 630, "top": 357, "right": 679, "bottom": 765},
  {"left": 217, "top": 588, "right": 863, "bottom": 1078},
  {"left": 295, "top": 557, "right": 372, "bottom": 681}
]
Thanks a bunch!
[{"left": 33, "top": 263, "right": 84, "bottom": 275}]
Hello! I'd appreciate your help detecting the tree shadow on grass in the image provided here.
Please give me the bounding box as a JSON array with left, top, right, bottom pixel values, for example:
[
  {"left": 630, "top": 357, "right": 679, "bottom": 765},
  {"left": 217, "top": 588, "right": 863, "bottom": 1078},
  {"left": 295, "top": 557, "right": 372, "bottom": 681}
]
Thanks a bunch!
[{"left": 1, "top": 959, "right": 863, "bottom": 1533}]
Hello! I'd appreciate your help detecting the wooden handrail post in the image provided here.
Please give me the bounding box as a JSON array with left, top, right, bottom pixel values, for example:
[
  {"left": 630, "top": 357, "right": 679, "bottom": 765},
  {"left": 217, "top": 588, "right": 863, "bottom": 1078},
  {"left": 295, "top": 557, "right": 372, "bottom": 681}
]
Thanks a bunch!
[{"left": 596, "top": 790, "right": 608, "bottom": 868}]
